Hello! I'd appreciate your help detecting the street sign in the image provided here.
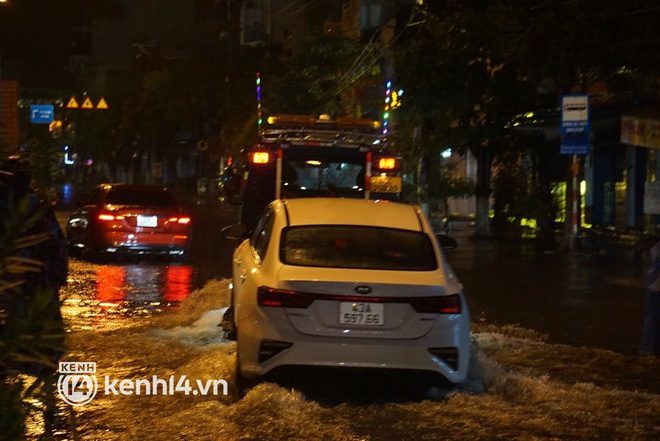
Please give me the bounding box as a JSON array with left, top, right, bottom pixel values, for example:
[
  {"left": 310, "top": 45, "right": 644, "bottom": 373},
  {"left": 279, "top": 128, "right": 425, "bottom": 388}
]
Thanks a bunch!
[
  {"left": 561, "top": 94, "right": 590, "bottom": 134},
  {"left": 81, "top": 97, "right": 94, "bottom": 109},
  {"left": 30, "top": 104, "right": 54, "bottom": 124},
  {"left": 96, "top": 97, "right": 109, "bottom": 109},
  {"left": 560, "top": 132, "right": 591, "bottom": 155},
  {"left": 66, "top": 97, "right": 79, "bottom": 109}
]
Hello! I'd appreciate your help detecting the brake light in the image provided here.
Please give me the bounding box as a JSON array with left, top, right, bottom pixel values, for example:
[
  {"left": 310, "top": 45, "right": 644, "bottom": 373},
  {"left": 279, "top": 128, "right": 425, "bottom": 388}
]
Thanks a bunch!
[
  {"left": 257, "top": 286, "right": 461, "bottom": 314},
  {"left": 257, "top": 286, "right": 315, "bottom": 308},
  {"left": 98, "top": 214, "right": 115, "bottom": 221},
  {"left": 167, "top": 216, "right": 191, "bottom": 224},
  {"left": 377, "top": 157, "right": 397, "bottom": 170},
  {"left": 250, "top": 152, "right": 270, "bottom": 164},
  {"left": 410, "top": 294, "right": 461, "bottom": 314}
]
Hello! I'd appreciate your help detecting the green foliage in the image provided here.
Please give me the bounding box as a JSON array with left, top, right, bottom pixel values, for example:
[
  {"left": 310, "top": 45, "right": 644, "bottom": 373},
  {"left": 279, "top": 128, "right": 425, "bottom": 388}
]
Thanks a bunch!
[
  {"left": 270, "top": 36, "right": 379, "bottom": 117},
  {"left": 395, "top": 3, "right": 536, "bottom": 159},
  {"left": 492, "top": 152, "right": 530, "bottom": 224},
  {"left": 73, "top": 109, "right": 120, "bottom": 164},
  {"left": 120, "top": 53, "right": 261, "bottom": 160},
  {"left": 0, "top": 379, "right": 28, "bottom": 440},
  {"left": 23, "top": 140, "right": 61, "bottom": 202},
  {"left": 427, "top": 166, "right": 475, "bottom": 203},
  {"left": 0, "top": 198, "right": 64, "bottom": 439}
]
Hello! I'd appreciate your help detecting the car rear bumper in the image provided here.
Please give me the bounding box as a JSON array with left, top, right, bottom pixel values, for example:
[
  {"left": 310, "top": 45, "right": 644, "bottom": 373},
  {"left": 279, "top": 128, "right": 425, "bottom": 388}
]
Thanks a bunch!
[
  {"left": 237, "top": 308, "right": 470, "bottom": 384},
  {"left": 98, "top": 231, "right": 191, "bottom": 254}
]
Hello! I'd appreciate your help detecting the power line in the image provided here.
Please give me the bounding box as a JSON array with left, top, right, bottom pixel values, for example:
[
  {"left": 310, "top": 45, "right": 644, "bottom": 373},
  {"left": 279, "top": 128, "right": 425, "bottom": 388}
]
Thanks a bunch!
[
  {"left": 334, "top": 0, "right": 408, "bottom": 91},
  {"left": 272, "top": 0, "right": 304, "bottom": 16},
  {"left": 274, "top": 0, "right": 325, "bottom": 19}
]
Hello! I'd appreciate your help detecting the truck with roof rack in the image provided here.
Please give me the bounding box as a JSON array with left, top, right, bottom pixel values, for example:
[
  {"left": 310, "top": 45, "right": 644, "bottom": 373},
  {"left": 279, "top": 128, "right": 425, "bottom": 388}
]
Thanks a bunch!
[{"left": 236, "top": 114, "right": 403, "bottom": 230}]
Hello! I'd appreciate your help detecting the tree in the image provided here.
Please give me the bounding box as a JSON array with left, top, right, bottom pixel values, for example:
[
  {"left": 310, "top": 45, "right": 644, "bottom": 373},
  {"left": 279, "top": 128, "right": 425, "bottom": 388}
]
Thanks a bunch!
[
  {"left": 270, "top": 36, "right": 381, "bottom": 117},
  {"left": 395, "top": 0, "right": 660, "bottom": 243},
  {"left": 395, "top": 1, "right": 536, "bottom": 236}
]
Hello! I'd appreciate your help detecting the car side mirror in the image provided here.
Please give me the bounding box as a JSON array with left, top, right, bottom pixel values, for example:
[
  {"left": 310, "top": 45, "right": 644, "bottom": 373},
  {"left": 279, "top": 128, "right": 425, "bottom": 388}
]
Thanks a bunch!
[
  {"left": 436, "top": 234, "right": 458, "bottom": 251},
  {"left": 222, "top": 223, "right": 249, "bottom": 241}
]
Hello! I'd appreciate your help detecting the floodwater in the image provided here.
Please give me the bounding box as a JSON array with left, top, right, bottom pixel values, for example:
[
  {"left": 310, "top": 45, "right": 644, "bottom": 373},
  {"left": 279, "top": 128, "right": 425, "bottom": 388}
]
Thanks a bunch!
[
  {"left": 450, "top": 239, "right": 650, "bottom": 355},
  {"left": 51, "top": 243, "right": 660, "bottom": 440}
]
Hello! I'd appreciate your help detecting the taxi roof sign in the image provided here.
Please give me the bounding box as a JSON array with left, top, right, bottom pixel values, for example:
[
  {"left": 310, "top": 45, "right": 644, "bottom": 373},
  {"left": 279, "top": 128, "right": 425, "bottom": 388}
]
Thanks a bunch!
[
  {"left": 66, "top": 97, "right": 79, "bottom": 109},
  {"left": 96, "top": 97, "right": 109, "bottom": 109},
  {"left": 81, "top": 97, "right": 94, "bottom": 109}
]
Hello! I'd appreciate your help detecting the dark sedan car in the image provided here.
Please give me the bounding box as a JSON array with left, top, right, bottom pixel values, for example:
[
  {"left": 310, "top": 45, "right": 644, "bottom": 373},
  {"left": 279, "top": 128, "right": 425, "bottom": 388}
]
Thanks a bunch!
[{"left": 67, "top": 184, "right": 192, "bottom": 260}]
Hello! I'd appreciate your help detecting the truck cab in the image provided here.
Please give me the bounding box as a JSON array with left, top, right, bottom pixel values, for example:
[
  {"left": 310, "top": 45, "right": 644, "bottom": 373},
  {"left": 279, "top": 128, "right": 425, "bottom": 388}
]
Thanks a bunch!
[{"left": 238, "top": 114, "right": 403, "bottom": 230}]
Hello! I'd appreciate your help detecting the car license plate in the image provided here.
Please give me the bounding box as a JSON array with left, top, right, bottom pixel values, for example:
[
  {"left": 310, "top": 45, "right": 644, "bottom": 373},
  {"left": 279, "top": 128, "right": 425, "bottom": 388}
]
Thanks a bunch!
[
  {"left": 339, "top": 302, "right": 384, "bottom": 326},
  {"left": 137, "top": 215, "right": 158, "bottom": 227},
  {"left": 369, "top": 176, "right": 402, "bottom": 193}
]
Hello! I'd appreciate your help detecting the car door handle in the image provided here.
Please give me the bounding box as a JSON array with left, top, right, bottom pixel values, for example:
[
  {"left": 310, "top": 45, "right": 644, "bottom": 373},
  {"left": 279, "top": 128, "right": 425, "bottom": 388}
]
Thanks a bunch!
[
  {"left": 239, "top": 270, "right": 247, "bottom": 283},
  {"left": 234, "top": 256, "right": 242, "bottom": 265}
]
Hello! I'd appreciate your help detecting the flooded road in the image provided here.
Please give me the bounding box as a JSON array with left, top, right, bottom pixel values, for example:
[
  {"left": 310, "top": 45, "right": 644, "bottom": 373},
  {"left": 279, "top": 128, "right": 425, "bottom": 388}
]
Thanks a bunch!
[
  {"left": 53, "top": 209, "right": 660, "bottom": 440},
  {"left": 449, "top": 240, "right": 648, "bottom": 354}
]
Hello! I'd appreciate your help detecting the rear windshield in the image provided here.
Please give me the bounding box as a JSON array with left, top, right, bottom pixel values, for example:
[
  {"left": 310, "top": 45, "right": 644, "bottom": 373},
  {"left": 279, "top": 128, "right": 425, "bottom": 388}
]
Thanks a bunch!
[
  {"left": 281, "top": 160, "right": 365, "bottom": 199},
  {"left": 105, "top": 188, "right": 177, "bottom": 207},
  {"left": 280, "top": 226, "right": 438, "bottom": 271}
]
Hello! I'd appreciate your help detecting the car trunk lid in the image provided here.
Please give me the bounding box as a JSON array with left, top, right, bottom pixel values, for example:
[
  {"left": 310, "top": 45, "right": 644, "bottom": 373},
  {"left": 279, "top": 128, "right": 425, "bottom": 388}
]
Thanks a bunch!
[{"left": 275, "top": 265, "right": 448, "bottom": 339}]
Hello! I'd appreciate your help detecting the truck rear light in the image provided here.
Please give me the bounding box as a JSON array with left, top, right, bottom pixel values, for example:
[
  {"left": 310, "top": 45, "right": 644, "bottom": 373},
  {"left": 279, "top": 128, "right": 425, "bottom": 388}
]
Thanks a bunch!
[
  {"left": 258, "top": 340, "right": 293, "bottom": 363},
  {"left": 250, "top": 151, "right": 270, "bottom": 164},
  {"left": 378, "top": 157, "right": 397, "bottom": 170},
  {"left": 428, "top": 347, "right": 459, "bottom": 371},
  {"left": 257, "top": 286, "right": 315, "bottom": 308},
  {"left": 410, "top": 294, "right": 461, "bottom": 314}
]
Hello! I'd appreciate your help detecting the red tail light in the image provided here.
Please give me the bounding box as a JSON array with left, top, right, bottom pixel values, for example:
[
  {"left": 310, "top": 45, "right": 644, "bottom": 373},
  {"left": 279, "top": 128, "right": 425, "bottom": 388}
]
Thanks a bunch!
[
  {"left": 410, "top": 294, "right": 461, "bottom": 314},
  {"left": 168, "top": 216, "right": 191, "bottom": 224},
  {"left": 257, "top": 286, "right": 315, "bottom": 308},
  {"left": 257, "top": 286, "right": 461, "bottom": 314},
  {"left": 98, "top": 213, "right": 115, "bottom": 221}
]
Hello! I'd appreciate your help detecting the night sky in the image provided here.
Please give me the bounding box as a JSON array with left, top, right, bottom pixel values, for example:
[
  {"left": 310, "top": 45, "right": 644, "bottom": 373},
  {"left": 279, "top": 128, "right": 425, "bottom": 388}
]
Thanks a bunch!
[{"left": 1, "top": 0, "right": 89, "bottom": 88}]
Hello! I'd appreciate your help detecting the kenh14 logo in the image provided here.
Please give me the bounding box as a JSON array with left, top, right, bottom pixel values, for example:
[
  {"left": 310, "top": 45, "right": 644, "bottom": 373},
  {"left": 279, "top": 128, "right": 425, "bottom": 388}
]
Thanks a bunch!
[{"left": 57, "top": 361, "right": 98, "bottom": 406}]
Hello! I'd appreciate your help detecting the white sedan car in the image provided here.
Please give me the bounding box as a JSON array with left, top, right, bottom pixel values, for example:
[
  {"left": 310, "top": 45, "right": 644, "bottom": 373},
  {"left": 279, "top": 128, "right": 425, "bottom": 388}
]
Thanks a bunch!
[{"left": 224, "top": 198, "right": 470, "bottom": 387}]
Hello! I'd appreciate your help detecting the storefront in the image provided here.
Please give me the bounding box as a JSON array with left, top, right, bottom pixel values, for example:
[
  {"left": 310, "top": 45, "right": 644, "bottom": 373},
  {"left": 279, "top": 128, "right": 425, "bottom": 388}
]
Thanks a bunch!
[{"left": 620, "top": 115, "right": 660, "bottom": 232}]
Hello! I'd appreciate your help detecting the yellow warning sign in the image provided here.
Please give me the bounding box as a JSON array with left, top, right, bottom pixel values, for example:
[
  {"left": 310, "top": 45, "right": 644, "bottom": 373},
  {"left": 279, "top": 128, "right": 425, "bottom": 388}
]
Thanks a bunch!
[
  {"left": 81, "top": 97, "right": 94, "bottom": 109},
  {"left": 66, "top": 97, "right": 79, "bottom": 109},
  {"left": 96, "top": 97, "right": 109, "bottom": 109}
]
